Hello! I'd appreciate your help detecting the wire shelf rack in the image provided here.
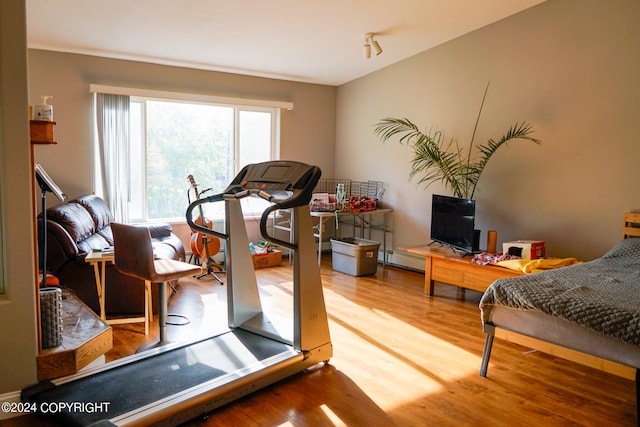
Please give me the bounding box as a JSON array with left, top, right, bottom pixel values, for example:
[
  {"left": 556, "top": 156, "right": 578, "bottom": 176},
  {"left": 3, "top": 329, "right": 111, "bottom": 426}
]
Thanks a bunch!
[{"left": 314, "top": 178, "right": 384, "bottom": 199}]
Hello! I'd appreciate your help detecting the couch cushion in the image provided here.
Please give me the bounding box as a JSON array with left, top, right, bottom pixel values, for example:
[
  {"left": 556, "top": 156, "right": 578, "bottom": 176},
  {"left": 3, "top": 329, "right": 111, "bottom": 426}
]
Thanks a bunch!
[
  {"left": 76, "top": 235, "right": 111, "bottom": 256},
  {"left": 71, "top": 195, "right": 114, "bottom": 231},
  {"left": 147, "top": 223, "right": 173, "bottom": 237},
  {"left": 97, "top": 225, "right": 114, "bottom": 246},
  {"left": 46, "top": 203, "right": 97, "bottom": 244},
  {"left": 152, "top": 237, "right": 183, "bottom": 261}
]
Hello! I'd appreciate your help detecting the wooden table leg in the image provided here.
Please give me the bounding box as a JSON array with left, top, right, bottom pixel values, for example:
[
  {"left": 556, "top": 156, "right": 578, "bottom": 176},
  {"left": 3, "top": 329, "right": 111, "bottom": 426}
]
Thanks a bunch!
[
  {"left": 425, "top": 256, "right": 435, "bottom": 296},
  {"left": 86, "top": 254, "right": 147, "bottom": 334},
  {"left": 99, "top": 260, "right": 106, "bottom": 317},
  {"left": 144, "top": 281, "right": 152, "bottom": 335},
  {"left": 90, "top": 261, "right": 106, "bottom": 320}
]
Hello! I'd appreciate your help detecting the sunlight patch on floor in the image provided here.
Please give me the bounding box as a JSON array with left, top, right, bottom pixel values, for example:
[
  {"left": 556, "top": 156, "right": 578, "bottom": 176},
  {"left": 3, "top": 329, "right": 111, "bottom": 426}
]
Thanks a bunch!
[
  {"left": 168, "top": 288, "right": 228, "bottom": 343},
  {"left": 255, "top": 276, "right": 482, "bottom": 400},
  {"left": 318, "top": 404, "right": 347, "bottom": 426},
  {"left": 323, "top": 287, "right": 482, "bottom": 410}
]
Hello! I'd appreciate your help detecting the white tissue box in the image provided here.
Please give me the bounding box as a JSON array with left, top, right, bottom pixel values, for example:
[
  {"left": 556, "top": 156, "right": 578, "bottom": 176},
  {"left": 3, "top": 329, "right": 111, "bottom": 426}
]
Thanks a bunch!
[{"left": 502, "top": 240, "right": 546, "bottom": 260}]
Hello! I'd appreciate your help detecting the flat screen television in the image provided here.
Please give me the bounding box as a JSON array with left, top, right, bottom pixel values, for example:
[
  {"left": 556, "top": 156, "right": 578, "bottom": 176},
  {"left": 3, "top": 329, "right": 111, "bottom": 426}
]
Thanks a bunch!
[{"left": 430, "top": 194, "right": 476, "bottom": 254}]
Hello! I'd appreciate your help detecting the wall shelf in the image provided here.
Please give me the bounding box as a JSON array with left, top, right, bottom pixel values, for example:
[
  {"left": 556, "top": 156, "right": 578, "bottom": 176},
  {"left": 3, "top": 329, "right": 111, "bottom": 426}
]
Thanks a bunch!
[{"left": 30, "top": 120, "right": 57, "bottom": 144}]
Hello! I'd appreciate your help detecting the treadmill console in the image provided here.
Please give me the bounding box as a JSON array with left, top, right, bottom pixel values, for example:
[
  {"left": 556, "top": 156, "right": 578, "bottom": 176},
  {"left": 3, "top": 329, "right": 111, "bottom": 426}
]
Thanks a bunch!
[
  {"left": 224, "top": 160, "right": 321, "bottom": 209},
  {"left": 186, "top": 161, "right": 321, "bottom": 243}
]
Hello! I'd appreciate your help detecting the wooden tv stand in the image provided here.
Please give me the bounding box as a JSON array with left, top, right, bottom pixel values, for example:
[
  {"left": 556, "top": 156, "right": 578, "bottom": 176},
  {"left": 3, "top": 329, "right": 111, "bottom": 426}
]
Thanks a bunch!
[{"left": 406, "top": 245, "right": 523, "bottom": 295}]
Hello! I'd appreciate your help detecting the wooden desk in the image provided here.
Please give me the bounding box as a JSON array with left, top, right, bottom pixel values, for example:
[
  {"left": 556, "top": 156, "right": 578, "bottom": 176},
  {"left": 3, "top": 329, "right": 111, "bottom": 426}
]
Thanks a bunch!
[
  {"left": 405, "top": 245, "right": 523, "bottom": 295},
  {"left": 36, "top": 290, "right": 112, "bottom": 380}
]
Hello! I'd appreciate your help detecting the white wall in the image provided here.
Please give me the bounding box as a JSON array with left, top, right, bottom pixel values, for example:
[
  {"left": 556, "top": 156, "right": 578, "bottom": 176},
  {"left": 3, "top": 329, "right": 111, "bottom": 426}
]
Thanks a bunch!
[{"left": 336, "top": 0, "right": 640, "bottom": 262}]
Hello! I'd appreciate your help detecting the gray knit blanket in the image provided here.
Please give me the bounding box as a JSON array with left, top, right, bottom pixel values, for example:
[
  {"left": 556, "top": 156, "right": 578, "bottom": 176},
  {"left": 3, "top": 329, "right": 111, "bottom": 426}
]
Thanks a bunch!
[{"left": 480, "top": 238, "right": 640, "bottom": 346}]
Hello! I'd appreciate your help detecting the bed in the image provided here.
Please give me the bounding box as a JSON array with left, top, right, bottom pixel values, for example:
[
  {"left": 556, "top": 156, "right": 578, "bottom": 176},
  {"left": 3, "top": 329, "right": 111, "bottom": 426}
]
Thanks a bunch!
[{"left": 479, "top": 213, "right": 640, "bottom": 418}]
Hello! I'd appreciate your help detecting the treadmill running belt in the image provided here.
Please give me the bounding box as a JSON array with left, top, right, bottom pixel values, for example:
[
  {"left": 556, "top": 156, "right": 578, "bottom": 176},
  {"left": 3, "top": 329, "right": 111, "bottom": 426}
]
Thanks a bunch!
[{"left": 28, "top": 329, "right": 295, "bottom": 426}]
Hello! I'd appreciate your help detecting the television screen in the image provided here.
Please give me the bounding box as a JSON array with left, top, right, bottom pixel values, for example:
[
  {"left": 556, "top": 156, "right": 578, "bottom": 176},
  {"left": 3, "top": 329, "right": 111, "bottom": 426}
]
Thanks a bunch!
[{"left": 430, "top": 194, "right": 476, "bottom": 253}]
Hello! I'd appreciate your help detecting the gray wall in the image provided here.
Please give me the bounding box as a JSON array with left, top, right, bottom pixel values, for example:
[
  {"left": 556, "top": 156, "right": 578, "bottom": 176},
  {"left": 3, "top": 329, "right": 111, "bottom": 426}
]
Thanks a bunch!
[
  {"left": 28, "top": 50, "right": 337, "bottom": 202},
  {"left": 0, "top": 1, "right": 39, "bottom": 394},
  {"left": 336, "top": 0, "right": 640, "bottom": 263}
]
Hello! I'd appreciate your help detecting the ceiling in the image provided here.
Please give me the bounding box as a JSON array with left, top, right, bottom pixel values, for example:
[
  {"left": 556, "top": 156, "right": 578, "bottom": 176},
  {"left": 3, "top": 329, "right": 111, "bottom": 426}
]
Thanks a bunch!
[{"left": 26, "top": 0, "right": 546, "bottom": 86}]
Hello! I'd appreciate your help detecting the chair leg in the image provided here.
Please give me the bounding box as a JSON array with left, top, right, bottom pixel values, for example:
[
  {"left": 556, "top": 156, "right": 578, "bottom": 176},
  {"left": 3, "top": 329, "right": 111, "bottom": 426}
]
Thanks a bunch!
[
  {"left": 136, "top": 281, "right": 169, "bottom": 353},
  {"left": 148, "top": 281, "right": 153, "bottom": 320},
  {"left": 158, "top": 281, "right": 168, "bottom": 345},
  {"left": 144, "top": 281, "right": 152, "bottom": 335}
]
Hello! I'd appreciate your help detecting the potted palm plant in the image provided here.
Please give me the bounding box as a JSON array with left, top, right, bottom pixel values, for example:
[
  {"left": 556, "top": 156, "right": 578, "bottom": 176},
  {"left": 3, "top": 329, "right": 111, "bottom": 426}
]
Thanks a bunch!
[{"left": 374, "top": 84, "right": 541, "bottom": 199}]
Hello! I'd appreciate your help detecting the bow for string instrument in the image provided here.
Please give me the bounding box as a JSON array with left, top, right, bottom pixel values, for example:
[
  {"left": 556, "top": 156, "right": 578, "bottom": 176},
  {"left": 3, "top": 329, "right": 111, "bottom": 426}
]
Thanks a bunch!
[{"left": 187, "top": 174, "right": 221, "bottom": 262}]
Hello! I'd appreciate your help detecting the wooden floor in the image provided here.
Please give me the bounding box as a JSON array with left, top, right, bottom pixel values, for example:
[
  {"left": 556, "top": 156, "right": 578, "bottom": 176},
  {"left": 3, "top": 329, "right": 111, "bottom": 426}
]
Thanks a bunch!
[{"left": 12, "top": 256, "right": 637, "bottom": 426}]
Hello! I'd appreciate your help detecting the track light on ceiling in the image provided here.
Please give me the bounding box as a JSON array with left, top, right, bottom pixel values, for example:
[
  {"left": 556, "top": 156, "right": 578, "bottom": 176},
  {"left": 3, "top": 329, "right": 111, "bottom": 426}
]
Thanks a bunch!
[
  {"left": 363, "top": 33, "right": 382, "bottom": 59},
  {"left": 364, "top": 41, "right": 371, "bottom": 59}
]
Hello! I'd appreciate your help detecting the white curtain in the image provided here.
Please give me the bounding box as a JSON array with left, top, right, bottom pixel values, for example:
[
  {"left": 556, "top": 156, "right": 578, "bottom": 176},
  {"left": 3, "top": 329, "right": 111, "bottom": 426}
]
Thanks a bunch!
[{"left": 95, "top": 93, "right": 130, "bottom": 223}]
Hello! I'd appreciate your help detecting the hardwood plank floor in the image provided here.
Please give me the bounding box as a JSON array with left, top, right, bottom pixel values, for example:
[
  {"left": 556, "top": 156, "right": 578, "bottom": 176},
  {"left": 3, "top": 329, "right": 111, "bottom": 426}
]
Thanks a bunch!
[{"left": 10, "top": 256, "right": 636, "bottom": 426}]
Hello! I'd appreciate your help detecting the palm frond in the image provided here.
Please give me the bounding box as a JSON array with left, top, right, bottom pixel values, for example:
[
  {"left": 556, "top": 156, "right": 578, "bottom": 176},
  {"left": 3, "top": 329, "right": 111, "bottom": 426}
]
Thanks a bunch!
[
  {"left": 375, "top": 118, "right": 473, "bottom": 198},
  {"left": 409, "top": 133, "right": 467, "bottom": 197},
  {"left": 374, "top": 117, "right": 422, "bottom": 145},
  {"left": 374, "top": 91, "right": 541, "bottom": 199}
]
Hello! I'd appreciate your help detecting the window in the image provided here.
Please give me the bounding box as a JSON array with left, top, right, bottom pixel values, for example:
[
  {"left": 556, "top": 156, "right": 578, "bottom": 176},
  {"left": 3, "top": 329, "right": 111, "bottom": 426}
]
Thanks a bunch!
[{"left": 104, "top": 95, "right": 281, "bottom": 222}]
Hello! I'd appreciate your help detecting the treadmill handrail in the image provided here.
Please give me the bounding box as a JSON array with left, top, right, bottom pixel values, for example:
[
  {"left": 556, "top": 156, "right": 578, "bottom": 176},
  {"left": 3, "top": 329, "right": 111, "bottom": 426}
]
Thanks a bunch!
[
  {"left": 260, "top": 203, "right": 296, "bottom": 251},
  {"left": 186, "top": 190, "right": 299, "bottom": 251},
  {"left": 186, "top": 194, "right": 227, "bottom": 240},
  {"left": 185, "top": 187, "right": 297, "bottom": 239}
]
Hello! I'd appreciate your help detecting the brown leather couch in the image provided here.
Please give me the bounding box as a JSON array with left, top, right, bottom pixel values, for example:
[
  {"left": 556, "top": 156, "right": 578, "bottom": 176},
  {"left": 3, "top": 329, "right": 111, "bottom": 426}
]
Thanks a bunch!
[{"left": 38, "top": 194, "right": 186, "bottom": 314}]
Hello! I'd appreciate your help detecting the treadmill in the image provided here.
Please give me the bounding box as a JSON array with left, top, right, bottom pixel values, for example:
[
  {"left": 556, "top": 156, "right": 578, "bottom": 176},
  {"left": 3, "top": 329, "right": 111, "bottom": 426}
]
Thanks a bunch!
[{"left": 23, "top": 160, "right": 332, "bottom": 426}]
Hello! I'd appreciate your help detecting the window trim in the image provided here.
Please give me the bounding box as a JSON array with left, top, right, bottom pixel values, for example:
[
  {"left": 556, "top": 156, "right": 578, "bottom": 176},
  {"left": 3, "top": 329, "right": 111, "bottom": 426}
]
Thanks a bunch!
[{"left": 89, "top": 84, "right": 294, "bottom": 111}]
